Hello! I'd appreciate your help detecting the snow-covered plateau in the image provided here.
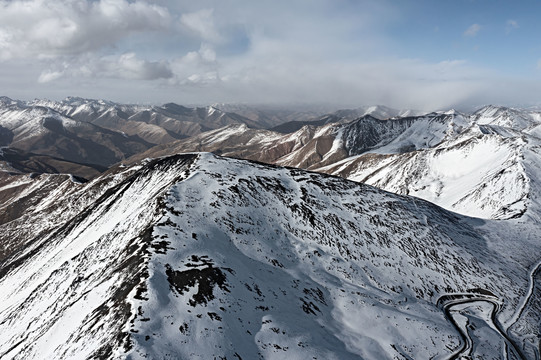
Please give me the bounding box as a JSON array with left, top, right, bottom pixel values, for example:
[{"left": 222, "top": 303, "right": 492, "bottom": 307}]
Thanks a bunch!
[{"left": 0, "top": 153, "right": 539, "bottom": 359}]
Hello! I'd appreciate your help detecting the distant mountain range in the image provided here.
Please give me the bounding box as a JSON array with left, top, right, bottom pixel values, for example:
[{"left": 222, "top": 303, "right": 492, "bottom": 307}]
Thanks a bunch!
[
  {"left": 0, "top": 96, "right": 270, "bottom": 176},
  {"left": 0, "top": 97, "right": 425, "bottom": 177}
]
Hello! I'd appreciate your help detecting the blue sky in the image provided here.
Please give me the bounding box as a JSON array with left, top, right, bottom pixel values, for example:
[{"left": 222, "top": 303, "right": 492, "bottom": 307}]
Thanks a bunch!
[
  {"left": 388, "top": 0, "right": 541, "bottom": 75},
  {"left": 0, "top": 0, "right": 540, "bottom": 110}
]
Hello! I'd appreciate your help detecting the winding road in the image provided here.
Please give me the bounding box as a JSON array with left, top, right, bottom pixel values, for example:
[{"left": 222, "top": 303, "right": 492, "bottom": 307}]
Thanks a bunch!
[
  {"left": 437, "top": 256, "right": 541, "bottom": 360},
  {"left": 438, "top": 292, "right": 526, "bottom": 360},
  {"left": 505, "top": 259, "right": 541, "bottom": 360},
  {"left": 506, "top": 259, "right": 541, "bottom": 327}
]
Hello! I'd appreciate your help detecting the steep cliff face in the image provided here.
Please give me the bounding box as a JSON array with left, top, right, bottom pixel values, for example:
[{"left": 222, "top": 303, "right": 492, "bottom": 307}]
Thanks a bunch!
[{"left": 0, "top": 153, "right": 538, "bottom": 359}]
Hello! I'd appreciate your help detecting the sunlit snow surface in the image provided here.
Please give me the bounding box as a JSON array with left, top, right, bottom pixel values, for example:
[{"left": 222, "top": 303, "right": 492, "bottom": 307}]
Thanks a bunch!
[
  {"left": 322, "top": 113, "right": 541, "bottom": 221},
  {"left": 0, "top": 153, "right": 538, "bottom": 359}
]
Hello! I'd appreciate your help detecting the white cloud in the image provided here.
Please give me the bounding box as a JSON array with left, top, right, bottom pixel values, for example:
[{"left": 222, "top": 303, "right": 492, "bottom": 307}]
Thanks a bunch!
[
  {"left": 211, "top": 55, "right": 494, "bottom": 110},
  {"left": 0, "top": 0, "right": 172, "bottom": 59},
  {"left": 0, "top": 0, "right": 540, "bottom": 110},
  {"left": 506, "top": 20, "right": 519, "bottom": 34},
  {"left": 38, "top": 70, "right": 64, "bottom": 83},
  {"left": 198, "top": 43, "right": 217, "bottom": 63},
  {"left": 38, "top": 53, "right": 173, "bottom": 82},
  {"left": 169, "top": 43, "right": 219, "bottom": 85},
  {"left": 463, "top": 23, "right": 481, "bottom": 37},
  {"left": 180, "top": 8, "right": 222, "bottom": 43},
  {"left": 104, "top": 53, "right": 173, "bottom": 80}
]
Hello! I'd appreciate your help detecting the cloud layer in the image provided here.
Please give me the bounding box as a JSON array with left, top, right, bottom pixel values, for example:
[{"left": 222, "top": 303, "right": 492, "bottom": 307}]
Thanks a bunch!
[
  {"left": 0, "top": 0, "right": 171, "bottom": 59},
  {"left": 0, "top": 0, "right": 540, "bottom": 110}
]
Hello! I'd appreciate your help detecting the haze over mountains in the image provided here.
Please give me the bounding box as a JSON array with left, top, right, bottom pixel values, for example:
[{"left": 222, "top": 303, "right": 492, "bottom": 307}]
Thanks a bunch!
[{"left": 0, "top": 96, "right": 540, "bottom": 359}]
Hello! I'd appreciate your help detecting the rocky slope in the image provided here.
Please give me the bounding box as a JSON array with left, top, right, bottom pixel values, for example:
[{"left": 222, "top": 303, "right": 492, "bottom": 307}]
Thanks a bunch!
[
  {"left": 0, "top": 153, "right": 539, "bottom": 359},
  {"left": 131, "top": 111, "right": 469, "bottom": 170},
  {"left": 0, "top": 147, "right": 106, "bottom": 180}
]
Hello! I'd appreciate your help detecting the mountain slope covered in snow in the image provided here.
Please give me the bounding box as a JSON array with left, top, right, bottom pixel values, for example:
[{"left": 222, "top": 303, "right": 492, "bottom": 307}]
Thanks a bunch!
[
  {"left": 0, "top": 98, "right": 152, "bottom": 168},
  {"left": 0, "top": 153, "right": 539, "bottom": 359},
  {"left": 30, "top": 97, "right": 263, "bottom": 143},
  {"left": 320, "top": 110, "right": 541, "bottom": 221},
  {"left": 134, "top": 106, "right": 541, "bottom": 221}
]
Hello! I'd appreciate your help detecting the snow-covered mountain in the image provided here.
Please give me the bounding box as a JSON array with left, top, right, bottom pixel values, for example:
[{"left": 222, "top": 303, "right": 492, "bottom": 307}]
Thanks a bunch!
[
  {"left": 0, "top": 99, "right": 152, "bottom": 168},
  {"left": 210, "top": 104, "right": 425, "bottom": 130},
  {"left": 0, "top": 96, "right": 430, "bottom": 176},
  {"left": 134, "top": 111, "right": 470, "bottom": 168},
  {"left": 322, "top": 123, "right": 541, "bottom": 220},
  {"left": 0, "top": 153, "right": 539, "bottom": 359},
  {"left": 316, "top": 108, "right": 541, "bottom": 221},
  {"left": 30, "top": 97, "right": 262, "bottom": 144},
  {"left": 1, "top": 97, "right": 541, "bottom": 358},
  {"left": 270, "top": 105, "right": 426, "bottom": 134},
  {"left": 330, "top": 105, "right": 426, "bottom": 121},
  {"left": 138, "top": 106, "right": 541, "bottom": 221},
  {"left": 0, "top": 96, "right": 274, "bottom": 172},
  {"left": 211, "top": 103, "right": 334, "bottom": 129},
  {"left": 471, "top": 105, "right": 541, "bottom": 129}
]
